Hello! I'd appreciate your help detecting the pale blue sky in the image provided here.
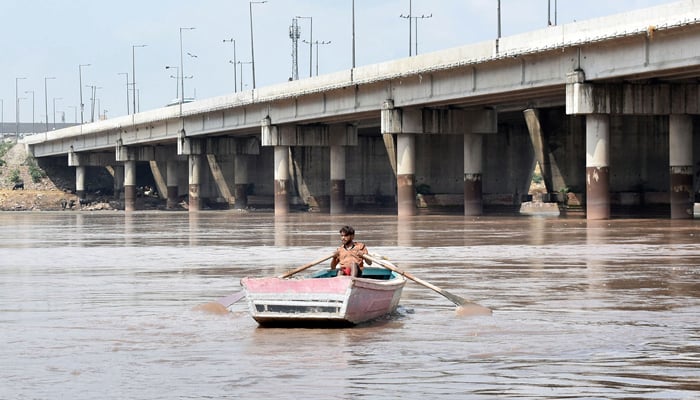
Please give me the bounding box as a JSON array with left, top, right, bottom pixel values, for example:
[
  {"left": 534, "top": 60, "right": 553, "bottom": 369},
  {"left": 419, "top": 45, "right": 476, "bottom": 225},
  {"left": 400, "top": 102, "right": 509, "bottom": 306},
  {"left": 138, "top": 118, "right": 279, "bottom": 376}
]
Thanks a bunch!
[{"left": 0, "top": 0, "right": 677, "bottom": 126}]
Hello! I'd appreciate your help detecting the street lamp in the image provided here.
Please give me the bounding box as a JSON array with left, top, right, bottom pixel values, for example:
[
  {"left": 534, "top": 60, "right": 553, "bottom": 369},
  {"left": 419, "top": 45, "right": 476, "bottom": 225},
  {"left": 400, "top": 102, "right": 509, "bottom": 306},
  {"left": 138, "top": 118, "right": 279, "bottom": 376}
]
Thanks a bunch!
[
  {"left": 24, "top": 90, "right": 35, "bottom": 134},
  {"left": 223, "top": 38, "right": 237, "bottom": 92},
  {"left": 44, "top": 77, "right": 55, "bottom": 132},
  {"left": 53, "top": 97, "right": 62, "bottom": 129},
  {"left": 15, "top": 77, "right": 26, "bottom": 142},
  {"left": 237, "top": 61, "right": 252, "bottom": 91},
  {"left": 249, "top": 1, "right": 267, "bottom": 89},
  {"left": 179, "top": 27, "right": 195, "bottom": 110},
  {"left": 296, "top": 15, "right": 312, "bottom": 78},
  {"left": 400, "top": 0, "right": 432, "bottom": 56},
  {"left": 117, "top": 72, "right": 129, "bottom": 115},
  {"left": 78, "top": 64, "right": 90, "bottom": 124},
  {"left": 165, "top": 65, "right": 183, "bottom": 100},
  {"left": 132, "top": 44, "right": 147, "bottom": 115},
  {"left": 302, "top": 40, "right": 331, "bottom": 76}
]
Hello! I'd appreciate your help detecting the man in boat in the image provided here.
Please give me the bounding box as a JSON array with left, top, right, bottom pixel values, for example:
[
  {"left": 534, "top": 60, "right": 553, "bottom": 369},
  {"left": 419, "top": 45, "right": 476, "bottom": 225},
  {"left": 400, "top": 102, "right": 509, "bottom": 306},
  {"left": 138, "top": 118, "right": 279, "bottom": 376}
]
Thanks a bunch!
[{"left": 330, "top": 225, "right": 371, "bottom": 277}]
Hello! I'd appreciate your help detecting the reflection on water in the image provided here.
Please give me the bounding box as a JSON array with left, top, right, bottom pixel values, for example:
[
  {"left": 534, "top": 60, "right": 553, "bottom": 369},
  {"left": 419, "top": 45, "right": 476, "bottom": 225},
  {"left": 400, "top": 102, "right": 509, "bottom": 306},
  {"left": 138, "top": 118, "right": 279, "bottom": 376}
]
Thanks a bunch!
[{"left": 0, "top": 211, "right": 698, "bottom": 399}]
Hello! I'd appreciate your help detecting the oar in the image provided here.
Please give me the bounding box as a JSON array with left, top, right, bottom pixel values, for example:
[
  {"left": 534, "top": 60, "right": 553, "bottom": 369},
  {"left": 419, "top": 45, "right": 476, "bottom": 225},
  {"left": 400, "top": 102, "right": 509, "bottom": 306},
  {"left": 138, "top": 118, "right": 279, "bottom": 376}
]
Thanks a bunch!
[
  {"left": 198, "top": 253, "right": 336, "bottom": 311},
  {"left": 364, "top": 254, "right": 492, "bottom": 316}
]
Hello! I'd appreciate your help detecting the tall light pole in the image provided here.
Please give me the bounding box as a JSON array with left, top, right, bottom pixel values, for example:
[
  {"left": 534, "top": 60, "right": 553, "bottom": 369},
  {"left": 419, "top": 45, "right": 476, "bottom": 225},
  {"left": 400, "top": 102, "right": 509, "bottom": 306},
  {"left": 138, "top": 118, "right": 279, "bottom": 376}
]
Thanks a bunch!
[
  {"left": 78, "top": 64, "right": 90, "bottom": 124},
  {"left": 352, "top": 0, "right": 356, "bottom": 68},
  {"left": 165, "top": 66, "right": 180, "bottom": 100},
  {"left": 296, "top": 15, "right": 312, "bottom": 77},
  {"left": 53, "top": 97, "right": 62, "bottom": 129},
  {"left": 44, "top": 77, "right": 55, "bottom": 132},
  {"left": 223, "top": 38, "right": 237, "bottom": 92},
  {"left": 15, "top": 77, "right": 26, "bottom": 142},
  {"left": 131, "top": 44, "right": 147, "bottom": 115},
  {"left": 0, "top": 99, "right": 3, "bottom": 136},
  {"left": 249, "top": 1, "right": 267, "bottom": 89},
  {"left": 117, "top": 72, "right": 129, "bottom": 115},
  {"left": 179, "top": 27, "right": 195, "bottom": 111},
  {"left": 302, "top": 40, "right": 331, "bottom": 76},
  {"left": 237, "top": 61, "right": 252, "bottom": 90},
  {"left": 24, "top": 90, "right": 35, "bottom": 134}
]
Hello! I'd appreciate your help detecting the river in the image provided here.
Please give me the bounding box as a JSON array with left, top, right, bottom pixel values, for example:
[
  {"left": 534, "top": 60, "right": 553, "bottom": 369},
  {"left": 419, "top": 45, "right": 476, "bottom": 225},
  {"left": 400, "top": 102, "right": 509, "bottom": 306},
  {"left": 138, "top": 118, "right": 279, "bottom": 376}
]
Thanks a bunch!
[{"left": 1, "top": 211, "right": 698, "bottom": 399}]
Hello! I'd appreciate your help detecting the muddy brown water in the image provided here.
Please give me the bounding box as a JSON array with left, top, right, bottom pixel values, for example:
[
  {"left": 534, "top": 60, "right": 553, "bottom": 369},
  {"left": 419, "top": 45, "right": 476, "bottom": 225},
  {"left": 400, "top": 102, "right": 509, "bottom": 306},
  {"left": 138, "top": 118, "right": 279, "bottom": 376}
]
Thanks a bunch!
[{"left": 1, "top": 211, "right": 698, "bottom": 399}]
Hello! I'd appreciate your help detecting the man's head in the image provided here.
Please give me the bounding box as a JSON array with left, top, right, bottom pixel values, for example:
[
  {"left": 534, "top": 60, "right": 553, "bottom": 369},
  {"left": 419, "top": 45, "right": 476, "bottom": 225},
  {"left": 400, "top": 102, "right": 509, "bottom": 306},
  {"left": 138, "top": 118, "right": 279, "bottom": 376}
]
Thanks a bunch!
[{"left": 339, "top": 225, "right": 355, "bottom": 245}]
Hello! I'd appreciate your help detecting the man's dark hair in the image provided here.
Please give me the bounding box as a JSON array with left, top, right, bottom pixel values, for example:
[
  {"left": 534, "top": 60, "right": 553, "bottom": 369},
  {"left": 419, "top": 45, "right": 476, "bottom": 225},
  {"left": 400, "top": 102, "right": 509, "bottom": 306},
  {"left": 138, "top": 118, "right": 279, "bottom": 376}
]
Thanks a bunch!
[{"left": 339, "top": 225, "right": 355, "bottom": 235}]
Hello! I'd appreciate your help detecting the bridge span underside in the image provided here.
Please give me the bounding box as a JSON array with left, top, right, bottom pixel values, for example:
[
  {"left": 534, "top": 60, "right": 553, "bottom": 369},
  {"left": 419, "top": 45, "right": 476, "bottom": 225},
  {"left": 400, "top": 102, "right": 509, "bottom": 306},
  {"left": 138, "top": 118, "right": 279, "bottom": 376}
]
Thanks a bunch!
[{"left": 26, "top": 1, "right": 700, "bottom": 219}]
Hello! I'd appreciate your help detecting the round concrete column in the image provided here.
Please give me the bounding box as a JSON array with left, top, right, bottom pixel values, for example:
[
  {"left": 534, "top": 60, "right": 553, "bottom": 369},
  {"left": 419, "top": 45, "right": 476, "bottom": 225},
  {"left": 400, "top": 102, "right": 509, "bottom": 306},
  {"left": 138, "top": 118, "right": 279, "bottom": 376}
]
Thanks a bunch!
[
  {"left": 234, "top": 155, "right": 249, "bottom": 209},
  {"left": 274, "top": 146, "right": 290, "bottom": 215},
  {"left": 463, "top": 133, "right": 483, "bottom": 216},
  {"left": 397, "top": 133, "right": 416, "bottom": 216},
  {"left": 585, "top": 114, "right": 610, "bottom": 220},
  {"left": 330, "top": 145, "right": 346, "bottom": 214},
  {"left": 112, "top": 165, "right": 124, "bottom": 200},
  {"left": 669, "top": 114, "right": 693, "bottom": 219},
  {"left": 188, "top": 155, "right": 202, "bottom": 211},
  {"left": 166, "top": 160, "right": 179, "bottom": 209},
  {"left": 75, "top": 166, "right": 86, "bottom": 199},
  {"left": 124, "top": 160, "right": 137, "bottom": 212}
]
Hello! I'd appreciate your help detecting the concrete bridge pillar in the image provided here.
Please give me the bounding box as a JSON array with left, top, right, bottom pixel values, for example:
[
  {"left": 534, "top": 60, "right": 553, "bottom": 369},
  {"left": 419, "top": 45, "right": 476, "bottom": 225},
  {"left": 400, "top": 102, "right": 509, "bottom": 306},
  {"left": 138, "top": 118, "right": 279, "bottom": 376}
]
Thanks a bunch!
[
  {"left": 396, "top": 134, "right": 417, "bottom": 216},
  {"left": 586, "top": 114, "right": 610, "bottom": 220},
  {"left": 124, "top": 160, "right": 137, "bottom": 212},
  {"left": 234, "top": 155, "right": 249, "bottom": 209},
  {"left": 75, "top": 166, "right": 86, "bottom": 199},
  {"left": 166, "top": 160, "right": 179, "bottom": 209},
  {"left": 330, "top": 145, "right": 346, "bottom": 214},
  {"left": 464, "top": 133, "right": 483, "bottom": 216},
  {"left": 274, "top": 146, "right": 290, "bottom": 216},
  {"left": 188, "top": 155, "right": 202, "bottom": 211},
  {"left": 669, "top": 114, "right": 694, "bottom": 219}
]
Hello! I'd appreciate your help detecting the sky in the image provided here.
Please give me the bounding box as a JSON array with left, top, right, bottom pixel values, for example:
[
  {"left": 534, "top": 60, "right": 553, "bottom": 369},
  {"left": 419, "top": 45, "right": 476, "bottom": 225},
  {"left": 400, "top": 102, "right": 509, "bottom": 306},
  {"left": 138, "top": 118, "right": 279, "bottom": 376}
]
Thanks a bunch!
[{"left": 0, "top": 0, "right": 679, "bottom": 127}]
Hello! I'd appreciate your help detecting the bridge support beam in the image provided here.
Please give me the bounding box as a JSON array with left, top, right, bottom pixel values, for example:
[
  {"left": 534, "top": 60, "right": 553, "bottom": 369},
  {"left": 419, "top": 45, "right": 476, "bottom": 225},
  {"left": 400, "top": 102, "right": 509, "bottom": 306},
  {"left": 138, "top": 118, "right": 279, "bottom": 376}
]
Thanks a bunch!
[
  {"left": 166, "top": 160, "right": 179, "bottom": 209},
  {"left": 669, "top": 114, "right": 694, "bottom": 219},
  {"left": 75, "top": 166, "right": 86, "bottom": 199},
  {"left": 188, "top": 155, "right": 203, "bottom": 211},
  {"left": 464, "top": 133, "right": 483, "bottom": 216},
  {"left": 273, "top": 146, "right": 290, "bottom": 216},
  {"left": 124, "top": 160, "right": 137, "bottom": 212},
  {"left": 585, "top": 114, "right": 610, "bottom": 220},
  {"left": 330, "top": 145, "right": 346, "bottom": 214}
]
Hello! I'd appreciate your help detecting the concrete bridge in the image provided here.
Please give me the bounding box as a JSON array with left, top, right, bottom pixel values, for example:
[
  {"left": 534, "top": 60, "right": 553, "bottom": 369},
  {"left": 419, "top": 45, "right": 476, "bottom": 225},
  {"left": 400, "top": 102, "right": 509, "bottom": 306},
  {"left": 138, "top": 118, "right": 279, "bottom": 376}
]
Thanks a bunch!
[{"left": 25, "top": 1, "right": 700, "bottom": 219}]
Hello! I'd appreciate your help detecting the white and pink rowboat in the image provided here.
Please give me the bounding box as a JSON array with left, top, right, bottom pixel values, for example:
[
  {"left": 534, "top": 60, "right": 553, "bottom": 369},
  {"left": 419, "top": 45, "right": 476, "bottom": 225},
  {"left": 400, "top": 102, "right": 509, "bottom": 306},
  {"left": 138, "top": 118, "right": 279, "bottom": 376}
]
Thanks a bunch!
[{"left": 240, "top": 267, "right": 406, "bottom": 327}]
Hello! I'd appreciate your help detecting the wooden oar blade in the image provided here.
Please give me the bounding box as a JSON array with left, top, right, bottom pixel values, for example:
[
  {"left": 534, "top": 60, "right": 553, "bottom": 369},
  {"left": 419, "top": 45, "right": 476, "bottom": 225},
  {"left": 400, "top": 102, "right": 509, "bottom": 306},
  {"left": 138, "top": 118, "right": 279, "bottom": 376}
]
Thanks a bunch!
[
  {"left": 365, "top": 254, "right": 492, "bottom": 315},
  {"left": 216, "top": 290, "right": 246, "bottom": 307}
]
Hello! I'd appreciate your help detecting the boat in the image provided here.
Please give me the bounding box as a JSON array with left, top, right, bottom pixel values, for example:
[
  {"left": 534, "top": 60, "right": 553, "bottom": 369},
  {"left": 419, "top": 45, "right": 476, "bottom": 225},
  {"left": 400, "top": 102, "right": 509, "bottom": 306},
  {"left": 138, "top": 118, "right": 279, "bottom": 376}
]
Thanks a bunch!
[{"left": 240, "top": 267, "right": 406, "bottom": 327}]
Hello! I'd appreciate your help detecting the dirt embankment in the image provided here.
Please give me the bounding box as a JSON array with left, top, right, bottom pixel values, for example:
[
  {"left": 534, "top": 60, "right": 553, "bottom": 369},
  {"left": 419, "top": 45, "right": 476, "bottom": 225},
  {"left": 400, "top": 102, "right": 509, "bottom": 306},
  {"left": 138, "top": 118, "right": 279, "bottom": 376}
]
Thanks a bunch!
[{"left": 0, "top": 142, "right": 111, "bottom": 211}]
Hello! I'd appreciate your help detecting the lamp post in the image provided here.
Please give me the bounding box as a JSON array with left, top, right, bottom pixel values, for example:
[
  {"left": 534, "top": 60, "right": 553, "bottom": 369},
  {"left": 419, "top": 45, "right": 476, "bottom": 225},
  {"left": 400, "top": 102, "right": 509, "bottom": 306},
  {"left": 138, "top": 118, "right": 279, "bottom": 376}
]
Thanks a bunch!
[
  {"left": 24, "top": 90, "right": 35, "bottom": 134},
  {"left": 78, "top": 64, "right": 90, "bottom": 124},
  {"left": 237, "top": 61, "right": 252, "bottom": 90},
  {"left": 400, "top": 1, "right": 432, "bottom": 56},
  {"left": 302, "top": 40, "right": 331, "bottom": 76},
  {"left": 165, "top": 66, "right": 180, "bottom": 100},
  {"left": 223, "top": 38, "right": 237, "bottom": 92},
  {"left": 44, "top": 77, "right": 55, "bottom": 132},
  {"left": 179, "top": 27, "right": 195, "bottom": 110},
  {"left": 249, "top": 1, "right": 267, "bottom": 89},
  {"left": 15, "top": 77, "right": 26, "bottom": 142},
  {"left": 131, "top": 44, "right": 147, "bottom": 115},
  {"left": 117, "top": 72, "right": 129, "bottom": 115},
  {"left": 296, "top": 15, "right": 312, "bottom": 77},
  {"left": 53, "top": 97, "right": 62, "bottom": 129}
]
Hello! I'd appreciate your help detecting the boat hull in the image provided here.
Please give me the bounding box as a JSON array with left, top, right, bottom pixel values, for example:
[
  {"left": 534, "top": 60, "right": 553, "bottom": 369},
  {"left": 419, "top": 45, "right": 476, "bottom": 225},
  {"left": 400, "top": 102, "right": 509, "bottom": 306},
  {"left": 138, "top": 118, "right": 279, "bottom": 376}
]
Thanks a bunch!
[{"left": 241, "top": 269, "right": 405, "bottom": 327}]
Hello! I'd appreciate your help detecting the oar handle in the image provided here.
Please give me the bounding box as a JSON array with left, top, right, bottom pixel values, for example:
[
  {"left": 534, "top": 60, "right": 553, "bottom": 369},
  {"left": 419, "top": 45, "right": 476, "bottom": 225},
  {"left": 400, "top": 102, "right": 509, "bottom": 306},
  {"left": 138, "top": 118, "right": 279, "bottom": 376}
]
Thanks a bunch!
[{"left": 278, "top": 253, "right": 335, "bottom": 279}]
